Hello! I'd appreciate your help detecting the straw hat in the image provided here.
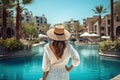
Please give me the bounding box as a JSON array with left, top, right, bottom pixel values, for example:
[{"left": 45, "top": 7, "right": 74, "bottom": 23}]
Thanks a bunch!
[{"left": 47, "top": 25, "right": 71, "bottom": 41}]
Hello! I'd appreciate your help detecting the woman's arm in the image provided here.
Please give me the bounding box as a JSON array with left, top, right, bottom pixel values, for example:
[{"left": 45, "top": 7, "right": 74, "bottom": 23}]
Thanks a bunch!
[
  {"left": 41, "top": 45, "right": 51, "bottom": 80},
  {"left": 43, "top": 71, "right": 49, "bottom": 80},
  {"left": 69, "top": 44, "right": 80, "bottom": 67},
  {"left": 40, "top": 71, "right": 49, "bottom": 80}
]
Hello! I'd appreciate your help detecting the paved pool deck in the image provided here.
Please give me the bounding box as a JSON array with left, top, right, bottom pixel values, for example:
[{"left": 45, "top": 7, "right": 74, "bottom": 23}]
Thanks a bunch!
[{"left": 111, "top": 74, "right": 120, "bottom": 80}]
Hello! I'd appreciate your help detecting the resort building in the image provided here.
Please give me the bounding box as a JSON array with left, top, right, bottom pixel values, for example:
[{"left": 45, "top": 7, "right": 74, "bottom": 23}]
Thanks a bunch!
[
  {"left": 93, "top": 14, "right": 120, "bottom": 36},
  {"left": 33, "top": 14, "right": 47, "bottom": 33},
  {"left": 21, "top": 10, "right": 33, "bottom": 23},
  {"left": 21, "top": 10, "right": 48, "bottom": 34},
  {"left": 83, "top": 16, "right": 99, "bottom": 33},
  {"left": 84, "top": 14, "right": 120, "bottom": 37},
  {"left": 0, "top": 8, "right": 49, "bottom": 38}
]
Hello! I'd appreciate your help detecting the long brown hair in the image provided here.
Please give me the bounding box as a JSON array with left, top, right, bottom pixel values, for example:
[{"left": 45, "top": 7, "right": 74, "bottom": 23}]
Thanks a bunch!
[{"left": 52, "top": 40, "right": 66, "bottom": 59}]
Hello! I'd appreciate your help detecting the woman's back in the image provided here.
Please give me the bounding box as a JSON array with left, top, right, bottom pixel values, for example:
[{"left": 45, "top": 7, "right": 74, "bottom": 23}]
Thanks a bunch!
[
  {"left": 43, "top": 43, "right": 70, "bottom": 68},
  {"left": 41, "top": 25, "right": 80, "bottom": 80}
]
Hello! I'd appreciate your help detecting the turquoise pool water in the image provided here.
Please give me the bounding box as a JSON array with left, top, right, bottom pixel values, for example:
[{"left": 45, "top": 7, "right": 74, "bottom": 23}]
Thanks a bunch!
[{"left": 0, "top": 43, "right": 120, "bottom": 80}]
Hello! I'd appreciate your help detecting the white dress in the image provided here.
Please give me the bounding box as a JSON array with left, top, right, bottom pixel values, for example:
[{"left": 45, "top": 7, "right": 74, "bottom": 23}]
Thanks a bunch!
[{"left": 42, "top": 43, "right": 80, "bottom": 80}]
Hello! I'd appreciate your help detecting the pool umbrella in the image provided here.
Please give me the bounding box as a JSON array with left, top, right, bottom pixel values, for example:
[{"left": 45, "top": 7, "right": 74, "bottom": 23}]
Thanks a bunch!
[
  {"left": 80, "top": 32, "right": 91, "bottom": 37},
  {"left": 101, "top": 36, "right": 110, "bottom": 39},
  {"left": 90, "top": 33, "right": 99, "bottom": 37},
  {"left": 90, "top": 33, "right": 99, "bottom": 43},
  {"left": 80, "top": 32, "right": 91, "bottom": 43}
]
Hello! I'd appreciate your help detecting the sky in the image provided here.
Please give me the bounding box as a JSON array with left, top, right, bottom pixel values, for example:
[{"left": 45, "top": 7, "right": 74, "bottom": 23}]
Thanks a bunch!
[{"left": 24, "top": 0, "right": 110, "bottom": 26}]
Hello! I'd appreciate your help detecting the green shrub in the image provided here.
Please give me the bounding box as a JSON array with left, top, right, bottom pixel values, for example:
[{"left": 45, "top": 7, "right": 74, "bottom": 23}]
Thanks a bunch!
[
  {"left": 33, "top": 38, "right": 40, "bottom": 43},
  {"left": 29, "top": 38, "right": 40, "bottom": 44},
  {"left": 114, "top": 40, "right": 120, "bottom": 51},
  {"left": 99, "top": 40, "right": 120, "bottom": 52},
  {"left": 3, "top": 38, "right": 23, "bottom": 51}
]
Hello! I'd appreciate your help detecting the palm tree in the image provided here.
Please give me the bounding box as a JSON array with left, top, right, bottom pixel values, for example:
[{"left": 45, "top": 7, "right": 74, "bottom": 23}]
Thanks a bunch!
[
  {"left": 14, "top": 0, "right": 33, "bottom": 40},
  {"left": 110, "top": 0, "right": 114, "bottom": 41},
  {"left": 0, "top": 0, "right": 14, "bottom": 39},
  {"left": 92, "top": 5, "right": 107, "bottom": 40}
]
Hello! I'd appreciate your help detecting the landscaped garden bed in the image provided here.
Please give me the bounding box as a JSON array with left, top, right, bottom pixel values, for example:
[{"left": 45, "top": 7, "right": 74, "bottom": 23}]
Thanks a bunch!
[{"left": 99, "top": 39, "right": 120, "bottom": 57}]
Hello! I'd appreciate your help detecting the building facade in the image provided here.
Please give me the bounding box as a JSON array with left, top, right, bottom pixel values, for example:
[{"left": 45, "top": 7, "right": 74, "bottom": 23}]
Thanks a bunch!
[
  {"left": 83, "top": 16, "right": 98, "bottom": 33},
  {"left": 33, "top": 14, "right": 47, "bottom": 33},
  {"left": 21, "top": 10, "right": 48, "bottom": 34},
  {"left": 93, "top": 14, "right": 120, "bottom": 36},
  {"left": 21, "top": 10, "right": 33, "bottom": 23},
  {"left": 0, "top": 8, "right": 48, "bottom": 38},
  {"left": 84, "top": 14, "right": 120, "bottom": 37}
]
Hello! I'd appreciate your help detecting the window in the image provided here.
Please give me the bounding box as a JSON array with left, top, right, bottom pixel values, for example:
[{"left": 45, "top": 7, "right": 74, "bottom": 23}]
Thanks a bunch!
[
  {"left": 116, "top": 16, "right": 120, "bottom": 22},
  {"left": 41, "top": 21, "right": 42, "bottom": 24},
  {"left": 26, "top": 19, "right": 29, "bottom": 22},
  {"left": 22, "top": 17, "right": 24, "bottom": 20},
  {"left": 108, "top": 20, "right": 110, "bottom": 25},
  {"left": 101, "top": 33, "right": 105, "bottom": 36},
  {"left": 94, "top": 25, "right": 97, "bottom": 31},
  {"left": 26, "top": 13, "right": 28, "bottom": 15},
  {"left": 37, "top": 27, "right": 39, "bottom": 29},
  {"left": 36, "top": 16, "right": 39, "bottom": 19},
  {"left": 44, "top": 21, "right": 47, "bottom": 24},
  {"left": 37, "top": 20, "right": 39, "bottom": 23},
  {"left": 108, "top": 27, "right": 111, "bottom": 36},
  {"left": 27, "top": 16, "right": 29, "bottom": 19},
  {"left": 40, "top": 18, "right": 42, "bottom": 21},
  {"left": 101, "top": 27, "right": 104, "bottom": 30},
  {"left": 37, "top": 24, "right": 39, "bottom": 26}
]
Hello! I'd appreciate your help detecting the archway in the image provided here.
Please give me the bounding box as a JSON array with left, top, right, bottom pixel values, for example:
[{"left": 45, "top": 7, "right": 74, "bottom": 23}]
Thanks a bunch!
[{"left": 116, "top": 26, "right": 120, "bottom": 36}]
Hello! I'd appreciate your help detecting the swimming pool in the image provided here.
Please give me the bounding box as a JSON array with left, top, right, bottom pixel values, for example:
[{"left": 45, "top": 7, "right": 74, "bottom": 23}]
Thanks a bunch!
[{"left": 0, "top": 43, "right": 120, "bottom": 80}]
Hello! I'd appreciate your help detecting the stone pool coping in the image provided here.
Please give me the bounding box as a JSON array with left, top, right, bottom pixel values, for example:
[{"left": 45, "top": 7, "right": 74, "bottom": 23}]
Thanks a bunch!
[
  {"left": 99, "top": 52, "right": 120, "bottom": 58},
  {"left": 74, "top": 41, "right": 98, "bottom": 45},
  {"left": 0, "top": 42, "right": 46, "bottom": 59},
  {"left": 32, "top": 41, "right": 46, "bottom": 47}
]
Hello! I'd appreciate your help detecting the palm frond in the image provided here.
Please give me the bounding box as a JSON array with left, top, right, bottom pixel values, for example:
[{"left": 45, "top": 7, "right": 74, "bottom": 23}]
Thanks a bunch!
[
  {"left": 102, "top": 8, "right": 107, "bottom": 13},
  {"left": 92, "top": 9, "right": 98, "bottom": 14},
  {"left": 92, "top": 5, "right": 107, "bottom": 15}
]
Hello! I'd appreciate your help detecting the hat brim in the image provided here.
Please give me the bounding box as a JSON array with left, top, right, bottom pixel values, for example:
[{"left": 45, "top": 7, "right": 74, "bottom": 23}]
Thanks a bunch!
[{"left": 47, "top": 29, "right": 71, "bottom": 41}]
